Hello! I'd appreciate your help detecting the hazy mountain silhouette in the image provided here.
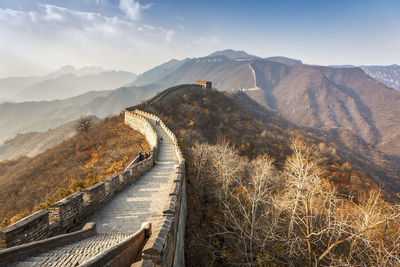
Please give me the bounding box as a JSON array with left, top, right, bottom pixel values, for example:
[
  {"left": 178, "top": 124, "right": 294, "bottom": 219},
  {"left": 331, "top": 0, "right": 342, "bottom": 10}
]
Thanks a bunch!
[
  {"left": 18, "top": 71, "right": 137, "bottom": 101},
  {"left": 0, "top": 65, "right": 137, "bottom": 102},
  {"left": 1, "top": 50, "right": 399, "bottom": 163},
  {"left": 0, "top": 116, "right": 99, "bottom": 161},
  {"left": 0, "top": 84, "right": 159, "bottom": 143}
]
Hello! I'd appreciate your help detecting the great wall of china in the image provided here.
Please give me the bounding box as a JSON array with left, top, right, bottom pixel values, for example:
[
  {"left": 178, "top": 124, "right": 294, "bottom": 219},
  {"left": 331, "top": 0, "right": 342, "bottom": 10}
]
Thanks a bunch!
[{"left": 0, "top": 82, "right": 210, "bottom": 266}]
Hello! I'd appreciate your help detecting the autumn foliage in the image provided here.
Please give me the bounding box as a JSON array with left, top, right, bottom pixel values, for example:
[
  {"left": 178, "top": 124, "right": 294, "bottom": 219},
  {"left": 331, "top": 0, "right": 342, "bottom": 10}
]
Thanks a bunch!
[{"left": 0, "top": 114, "right": 149, "bottom": 227}]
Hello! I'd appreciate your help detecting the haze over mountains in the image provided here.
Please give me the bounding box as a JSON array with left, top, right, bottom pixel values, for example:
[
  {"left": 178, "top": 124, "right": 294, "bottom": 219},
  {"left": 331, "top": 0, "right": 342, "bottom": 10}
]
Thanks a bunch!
[
  {"left": 0, "top": 65, "right": 137, "bottom": 102},
  {"left": 0, "top": 116, "right": 99, "bottom": 161},
  {"left": 1, "top": 50, "right": 399, "bottom": 171}
]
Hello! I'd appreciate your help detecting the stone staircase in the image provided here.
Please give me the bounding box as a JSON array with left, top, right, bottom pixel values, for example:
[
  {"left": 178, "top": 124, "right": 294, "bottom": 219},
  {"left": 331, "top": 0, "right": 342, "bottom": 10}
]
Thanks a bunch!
[
  {"left": 9, "top": 233, "right": 131, "bottom": 267},
  {"left": 7, "top": 113, "right": 179, "bottom": 266}
]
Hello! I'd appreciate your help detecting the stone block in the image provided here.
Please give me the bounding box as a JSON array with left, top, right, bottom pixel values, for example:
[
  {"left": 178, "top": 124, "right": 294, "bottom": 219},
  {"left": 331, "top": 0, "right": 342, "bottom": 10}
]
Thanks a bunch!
[
  {"left": 0, "top": 209, "right": 50, "bottom": 248},
  {"left": 82, "top": 182, "right": 106, "bottom": 214},
  {"left": 104, "top": 173, "right": 120, "bottom": 196},
  {"left": 119, "top": 170, "right": 131, "bottom": 186}
]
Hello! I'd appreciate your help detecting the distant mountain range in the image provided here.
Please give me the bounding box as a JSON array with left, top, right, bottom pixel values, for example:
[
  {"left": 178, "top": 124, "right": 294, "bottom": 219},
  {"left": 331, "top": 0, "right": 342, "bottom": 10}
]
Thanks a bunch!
[
  {"left": 0, "top": 65, "right": 137, "bottom": 102},
  {"left": 0, "top": 49, "right": 399, "bottom": 166},
  {"left": 361, "top": 65, "right": 400, "bottom": 91},
  {"left": 0, "top": 83, "right": 159, "bottom": 144},
  {"left": 0, "top": 116, "right": 99, "bottom": 161},
  {"left": 330, "top": 64, "right": 400, "bottom": 91},
  {"left": 131, "top": 50, "right": 400, "bottom": 158}
]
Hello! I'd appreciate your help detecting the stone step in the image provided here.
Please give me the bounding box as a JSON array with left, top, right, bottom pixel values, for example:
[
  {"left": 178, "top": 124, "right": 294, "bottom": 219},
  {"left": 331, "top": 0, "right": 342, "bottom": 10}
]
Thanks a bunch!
[{"left": 11, "top": 116, "right": 180, "bottom": 266}]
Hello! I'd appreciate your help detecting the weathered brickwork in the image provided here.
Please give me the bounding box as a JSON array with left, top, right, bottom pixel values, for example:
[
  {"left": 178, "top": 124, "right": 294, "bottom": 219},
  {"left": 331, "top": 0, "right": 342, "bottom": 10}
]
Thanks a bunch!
[
  {"left": 49, "top": 191, "right": 84, "bottom": 232},
  {"left": 0, "top": 210, "right": 50, "bottom": 249},
  {"left": 0, "top": 222, "right": 96, "bottom": 265},
  {"left": 0, "top": 156, "right": 154, "bottom": 249}
]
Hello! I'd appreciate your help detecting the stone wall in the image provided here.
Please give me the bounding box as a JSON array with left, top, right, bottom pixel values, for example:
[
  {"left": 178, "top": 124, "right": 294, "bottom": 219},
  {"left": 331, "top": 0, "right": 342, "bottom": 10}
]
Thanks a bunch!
[
  {"left": 1, "top": 83, "right": 197, "bottom": 266},
  {"left": 79, "top": 222, "right": 151, "bottom": 267},
  {"left": 127, "top": 109, "right": 188, "bottom": 267},
  {"left": 0, "top": 155, "right": 154, "bottom": 249},
  {"left": 125, "top": 111, "right": 158, "bottom": 160},
  {"left": 0, "top": 222, "right": 96, "bottom": 266},
  {"left": 0, "top": 210, "right": 50, "bottom": 249},
  {"left": 127, "top": 83, "right": 203, "bottom": 111},
  {"left": 49, "top": 192, "right": 84, "bottom": 232}
]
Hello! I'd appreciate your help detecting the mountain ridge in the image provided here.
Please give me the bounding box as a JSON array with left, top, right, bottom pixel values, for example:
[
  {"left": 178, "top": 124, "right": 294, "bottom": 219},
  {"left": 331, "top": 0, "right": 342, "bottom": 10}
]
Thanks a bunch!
[{"left": 0, "top": 65, "right": 137, "bottom": 102}]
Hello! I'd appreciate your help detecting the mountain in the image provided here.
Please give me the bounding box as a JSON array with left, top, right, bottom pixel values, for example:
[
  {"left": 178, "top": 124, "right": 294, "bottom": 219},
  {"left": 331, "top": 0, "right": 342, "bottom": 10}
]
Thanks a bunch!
[
  {"left": 133, "top": 55, "right": 256, "bottom": 90},
  {"left": 0, "top": 66, "right": 137, "bottom": 102},
  {"left": 132, "top": 59, "right": 188, "bottom": 87},
  {"left": 0, "top": 84, "right": 159, "bottom": 144},
  {"left": 248, "top": 62, "right": 400, "bottom": 157},
  {"left": 131, "top": 51, "right": 400, "bottom": 160},
  {"left": 132, "top": 53, "right": 301, "bottom": 91},
  {"left": 209, "top": 49, "right": 302, "bottom": 65},
  {"left": 361, "top": 65, "right": 400, "bottom": 91},
  {"left": 141, "top": 85, "right": 400, "bottom": 196},
  {"left": 2, "top": 49, "right": 399, "bottom": 171},
  {"left": 0, "top": 116, "right": 99, "bottom": 161},
  {"left": 208, "top": 49, "right": 258, "bottom": 59},
  {"left": 0, "top": 76, "right": 43, "bottom": 101},
  {"left": 43, "top": 65, "right": 105, "bottom": 79},
  {"left": 18, "top": 71, "right": 137, "bottom": 101},
  {"left": 140, "top": 85, "right": 400, "bottom": 266},
  {"left": 265, "top": 56, "right": 302, "bottom": 65}
]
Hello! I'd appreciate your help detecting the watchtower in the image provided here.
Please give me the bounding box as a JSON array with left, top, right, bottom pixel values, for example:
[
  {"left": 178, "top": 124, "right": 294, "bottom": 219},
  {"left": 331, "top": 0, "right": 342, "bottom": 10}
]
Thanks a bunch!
[{"left": 196, "top": 80, "right": 212, "bottom": 90}]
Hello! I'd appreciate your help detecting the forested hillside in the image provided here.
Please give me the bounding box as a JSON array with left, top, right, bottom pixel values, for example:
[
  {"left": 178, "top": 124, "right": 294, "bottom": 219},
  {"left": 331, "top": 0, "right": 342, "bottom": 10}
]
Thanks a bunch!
[{"left": 140, "top": 86, "right": 400, "bottom": 266}]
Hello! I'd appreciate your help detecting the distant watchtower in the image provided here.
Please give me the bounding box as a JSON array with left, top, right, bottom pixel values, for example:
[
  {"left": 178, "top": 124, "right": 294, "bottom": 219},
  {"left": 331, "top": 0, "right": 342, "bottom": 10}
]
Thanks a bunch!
[{"left": 196, "top": 80, "right": 212, "bottom": 90}]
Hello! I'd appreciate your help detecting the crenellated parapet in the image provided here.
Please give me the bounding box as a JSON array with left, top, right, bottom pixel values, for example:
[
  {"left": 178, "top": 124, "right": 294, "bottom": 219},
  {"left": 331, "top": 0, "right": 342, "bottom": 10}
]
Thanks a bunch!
[
  {"left": 0, "top": 154, "right": 154, "bottom": 250},
  {"left": 126, "top": 108, "right": 187, "bottom": 266}
]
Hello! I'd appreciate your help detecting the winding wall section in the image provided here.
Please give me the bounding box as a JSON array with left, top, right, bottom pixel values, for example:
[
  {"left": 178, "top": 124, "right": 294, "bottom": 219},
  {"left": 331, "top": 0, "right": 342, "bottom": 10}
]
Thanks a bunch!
[{"left": 0, "top": 83, "right": 202, "bottom": 266}]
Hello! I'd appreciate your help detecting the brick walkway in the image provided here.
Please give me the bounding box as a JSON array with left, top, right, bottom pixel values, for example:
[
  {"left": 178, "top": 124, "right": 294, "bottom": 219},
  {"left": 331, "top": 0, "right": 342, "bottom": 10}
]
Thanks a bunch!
[{"left": 10, "top": 117, "right": 178, "bottom": 266}]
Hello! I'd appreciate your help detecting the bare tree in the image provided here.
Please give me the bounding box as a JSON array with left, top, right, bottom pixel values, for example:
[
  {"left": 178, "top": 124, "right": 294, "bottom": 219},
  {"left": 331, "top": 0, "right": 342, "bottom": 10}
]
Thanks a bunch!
[
  {"left": 187, "top": 138, "right": 400, "bottom": 266},
  {"left": 76, "top": 116, "right": 92, "bottom": 133}
]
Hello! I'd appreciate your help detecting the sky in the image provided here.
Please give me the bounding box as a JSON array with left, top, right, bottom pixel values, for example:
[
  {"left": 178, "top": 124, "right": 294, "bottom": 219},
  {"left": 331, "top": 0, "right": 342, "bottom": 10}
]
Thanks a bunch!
[{"left": 0, "top": 0, "right": 399, "bottom": 77}]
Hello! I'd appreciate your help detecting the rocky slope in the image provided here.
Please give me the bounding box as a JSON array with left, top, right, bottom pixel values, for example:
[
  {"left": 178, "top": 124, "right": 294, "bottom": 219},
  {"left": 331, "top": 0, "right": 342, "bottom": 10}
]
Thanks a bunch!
[{"left": 361, "top": 65, "right": 400, "bottom": 91}]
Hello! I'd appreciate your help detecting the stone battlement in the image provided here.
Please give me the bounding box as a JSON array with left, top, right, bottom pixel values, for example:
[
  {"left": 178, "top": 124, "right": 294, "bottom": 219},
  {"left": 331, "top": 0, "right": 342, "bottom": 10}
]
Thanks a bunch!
[
  {"left": 0, "top": 154, "right": 154, "bottom": 249},
  {"left": 196, "top": 80, "right": 212, "bottom": 89}
]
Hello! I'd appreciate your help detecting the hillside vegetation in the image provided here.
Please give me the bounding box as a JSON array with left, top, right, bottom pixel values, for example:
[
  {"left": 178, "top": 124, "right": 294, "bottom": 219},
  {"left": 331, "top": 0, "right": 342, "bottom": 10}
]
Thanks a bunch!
[
  {"left": 140, "top": 86, "right": 400, "bottom": 265},
  {"left": 0, "top": 114, "right": 149, "bottom": 227}
]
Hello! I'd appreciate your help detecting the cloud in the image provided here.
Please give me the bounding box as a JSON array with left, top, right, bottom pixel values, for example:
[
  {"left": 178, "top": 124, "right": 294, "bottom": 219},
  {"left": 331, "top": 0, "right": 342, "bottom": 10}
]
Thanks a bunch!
[
  {"left": 0, "top": 4, "right": 180, "bottom": 77},
  {"left": 162, "top": 30, "right": 175, "bottom": 43},
  {"left": 119, "top": 0, "right": 152, "bottom": 21}
]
